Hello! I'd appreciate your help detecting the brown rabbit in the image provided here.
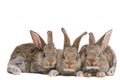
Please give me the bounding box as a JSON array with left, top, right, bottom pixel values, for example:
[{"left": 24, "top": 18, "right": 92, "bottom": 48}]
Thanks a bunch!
[
  {"left": 30, "top": 31, "right": 57, "bottom": 74},
  {"left": 7, "top": 30, "right": 57, "bottom": 75},
  {"left": 52, "top": 28, "right": 87, "bottom": 76},
  {"left": 79, "top": 30, "right": 116, "bottom": 77}
]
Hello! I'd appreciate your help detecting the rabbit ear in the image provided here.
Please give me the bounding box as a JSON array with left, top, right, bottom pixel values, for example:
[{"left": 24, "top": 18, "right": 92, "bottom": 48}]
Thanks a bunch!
[
  {"left": 61, "top": 28, "right": 70, "bottom": 48},
  {"left": 96, "top": 29, "right": 112, "bottom": 49},
  {"left": 47, "top": 31, "right": 54, "bottom": 45},
  {"left": 72, "top": 32, "right": 87, "bottom": 50},
  {"left": 89, "top": 32, "right": 95, "bottom": 44},
  {"left": 30, "top": 30, "right": 46, "bottom": 49}
]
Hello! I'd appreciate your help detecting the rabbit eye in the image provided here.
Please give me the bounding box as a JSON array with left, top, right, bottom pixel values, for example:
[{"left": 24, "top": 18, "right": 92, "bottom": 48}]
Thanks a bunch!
[
  {"left": 43, "top": 52, "right": 46, "bottom": 57},
  {"left": 98, "top": 53, "right": 102, "bottom": 58},
  {"left": 75, "top": 55, "right": 79, "bottom": 60},
  {"left": 63, "top": 56, "right": 65, "bottom": 59},
  {"left": 43, "top": 54, "right": 45, "bottom": 57},
  {"left": 62, "top": 55, "right": 65, "bottom": 59},
  {"left": 76, "top": 54, "right": 80, "bottom": 59},
  {"left": 75, "top": 57, "right": 77, "bottom": 60},
  {"left": 84, "top": 53, "right": 87, "bottom": 57}
]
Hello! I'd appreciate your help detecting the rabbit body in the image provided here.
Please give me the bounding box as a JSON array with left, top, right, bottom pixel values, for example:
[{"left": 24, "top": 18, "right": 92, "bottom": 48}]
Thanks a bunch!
[
  {"left": 53, "top": 28, "right": 87, "bottom": 76},
  {"left": 80, "top": 30, "right": 116, "bottom": 77},
  {"left": 7, "top": 30, "right": 57, "bottom": 75},
  {"left": 7, "top": 43, "right": 49, "bottom": 74}
]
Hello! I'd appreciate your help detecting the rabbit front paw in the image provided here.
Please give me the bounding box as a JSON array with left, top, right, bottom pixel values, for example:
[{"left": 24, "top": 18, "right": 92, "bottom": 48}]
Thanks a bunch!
[
  {"left": 49, "top": 70, "right": 59, "bottom": 76},
  {"left": 96, "top": 72, "right": 106, "bottom": 77},
  {"left": 84, "top": 72, "right": 92, "bottom": 77},
  {"left": 106, "top": 67, "right": 115, "bottom": 76},
  {"left": 7, "top": 65, "right": 21, "bottom": 75},
  {"left": 76, "top": 71, "right": 84, "bottom": 77}
]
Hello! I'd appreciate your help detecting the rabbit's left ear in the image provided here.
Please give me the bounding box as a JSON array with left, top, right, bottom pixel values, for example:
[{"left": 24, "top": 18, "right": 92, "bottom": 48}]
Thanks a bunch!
[
  {"left": 96, "top": 29, "right": 112, "bottom": 49},
  {"left": 72, "top": 32, "right": 87, "bottom": 51}
]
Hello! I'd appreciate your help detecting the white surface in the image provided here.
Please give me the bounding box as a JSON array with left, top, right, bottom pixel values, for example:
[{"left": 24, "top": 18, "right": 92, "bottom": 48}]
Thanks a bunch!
[{"left": 0, "top": 0, "right": 120, "bottom": 80}]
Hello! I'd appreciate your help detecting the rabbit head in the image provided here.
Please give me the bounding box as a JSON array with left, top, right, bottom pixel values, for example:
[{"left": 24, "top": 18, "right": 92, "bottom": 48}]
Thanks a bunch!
[
  {"left": 80, "top": 30, "right": 112, "bottom": 72},
  {"left": 30, "top": 30, "right": 57, "bottom": 69},
  {"left": 61, "top": 28, "right": 87, "bottom": 72},
  {"left": 43, "top": 31, "right": 57, "bottom": 69}
]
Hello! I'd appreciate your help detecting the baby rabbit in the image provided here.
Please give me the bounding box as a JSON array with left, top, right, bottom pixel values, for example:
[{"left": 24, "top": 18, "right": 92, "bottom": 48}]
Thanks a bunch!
[
  {"left": 52, "top": 28, "right": 87, "bottom": 76},
  {"left": 79, "top": 30, "right": 116, "bottom": 77},
  {"left": 30, "top": 31, "right": 57, "bottom": 74},
  {"left": 7, "top": 30, "right": 57, "bottom": 75}
]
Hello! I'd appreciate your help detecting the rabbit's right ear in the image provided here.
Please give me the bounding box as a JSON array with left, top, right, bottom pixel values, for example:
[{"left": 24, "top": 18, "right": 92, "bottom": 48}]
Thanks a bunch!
[
  {"left": 61, "top": 28, "right": 70, "bottom": 48},
  {"left": 30, "top": 30, "right": 46, "bottom": 49},
  {"left": 47, "top": 31, "right": 54, "bottom": 45},
  {"left": 89, "top": 32, "right": 95, "bottom": 44}
]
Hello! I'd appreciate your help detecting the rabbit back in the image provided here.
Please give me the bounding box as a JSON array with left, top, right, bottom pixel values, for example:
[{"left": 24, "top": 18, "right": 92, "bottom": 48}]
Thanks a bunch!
[{"left": 8, "top": 43, "right": 42, "bottom": 72}]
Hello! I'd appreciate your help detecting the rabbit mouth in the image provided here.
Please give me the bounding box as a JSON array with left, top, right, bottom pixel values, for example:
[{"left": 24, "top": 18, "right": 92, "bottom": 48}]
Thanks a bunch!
[
  {"left": 63, "top": 69, "right": 75, "bottom": 72},
  {"left": 86, "top": 66, "right": 99, "bottom": 70}
]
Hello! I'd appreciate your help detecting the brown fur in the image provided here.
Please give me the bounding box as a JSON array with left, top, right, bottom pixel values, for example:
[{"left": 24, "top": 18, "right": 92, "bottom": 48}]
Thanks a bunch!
[
  {"left": 79, "top": 30, "right": 116, "bottom": 77},
  {"left": 9, "top": 43, "right": 39, "bottom": 72},
  {"left": 7, "top": 30, "right": 57, "bottom": 75},
  {"left": 55, "top": 28, "right": 87, "bottom": 76}
]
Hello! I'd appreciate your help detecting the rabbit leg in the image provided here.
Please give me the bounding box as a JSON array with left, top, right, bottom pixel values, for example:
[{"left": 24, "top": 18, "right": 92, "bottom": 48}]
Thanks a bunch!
[
  {"left": 107, "top": 65, "right": 116, "bottom": 76},
  {"left": 7, "top": 64, "right": 21, "bottom": 75},
  {"left": 7, "top": 56, "right": 26, "bottom": 74},
  {"left": 96, "top": 72, "right": 106, "bottom": 77},
  {"left": 76, "top": 71, "right": 84, "bottom": 77},
  {"left": 84, "top": 72, "right": 92, "bottom": 77},
  {"left": 48, "top": 70, "right": 59, "bottom": 76}
]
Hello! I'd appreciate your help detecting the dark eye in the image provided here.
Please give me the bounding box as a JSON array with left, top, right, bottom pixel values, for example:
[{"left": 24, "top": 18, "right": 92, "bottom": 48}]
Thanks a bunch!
[
  {"left": 76, "top": 54, "right": 80, "bottom": 60},
  {"left": 62, "top": 55, "right": 65, "bottom": 59},
  {"left": 62, "top": 52, "right": 65, "bottom": 59},
  {"left": 98, "top": 53, "right": 102, "bottom": 58},
  {"left": 42, "top": 52, "right": 45, "bottom": 57},
  {"left": 76, "top": 56, "right": 78, "bottom": 60},
  {"left": 84, "top": 53, "right": 87, "bottom": 57}
]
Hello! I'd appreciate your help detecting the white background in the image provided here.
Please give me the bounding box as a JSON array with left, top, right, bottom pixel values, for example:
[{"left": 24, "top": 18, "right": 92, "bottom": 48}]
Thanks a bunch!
[{"left": 0, "top": 0, "right": 120, "bottom": 80}]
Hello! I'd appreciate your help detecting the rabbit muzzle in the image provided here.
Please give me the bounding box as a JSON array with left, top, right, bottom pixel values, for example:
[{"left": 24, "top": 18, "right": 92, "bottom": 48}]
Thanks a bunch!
[
  {"left": 63, "top": 62, "right": 76, "bottom": 72},
  {"left": 43, "top": 60, "right": 56, "bottom": 69},
  {"left": 84, "top": 58, "right": 100, "bottom": 70}
]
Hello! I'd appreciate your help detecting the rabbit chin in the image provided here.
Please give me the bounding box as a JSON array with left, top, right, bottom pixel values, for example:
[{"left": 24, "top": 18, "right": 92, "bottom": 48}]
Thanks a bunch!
[
  {"left": 86, "top": 66, "right": 100, "bottom": 70},
  {"left": 63, "top": 69, "right": 75, "bottom": 72}
]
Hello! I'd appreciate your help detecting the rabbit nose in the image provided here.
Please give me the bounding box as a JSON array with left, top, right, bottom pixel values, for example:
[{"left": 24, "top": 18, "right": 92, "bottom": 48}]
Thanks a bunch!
[
  {"left": 64, "top": 64, "right": 69, "bottom": 68},
  {"left": 64, "top": 62, "right": 75, "bottom": 69},
  {"left": 49, "top": 62, "right": 55, "bottom": 68},
  {"left": 70, "top": 64, "right": 74, "bottom": 69},
  {"left": 45, "top": 62, "right": 53, "bottom": 68},
  {"left": 49, "top": 64, "right": 53, "bottom": 68},
  {"left": 88, "top": 59, "right": 97, "bottom": 66},
  {"left": 91, "top": 62, "right": 97, "bottom": 66}
]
